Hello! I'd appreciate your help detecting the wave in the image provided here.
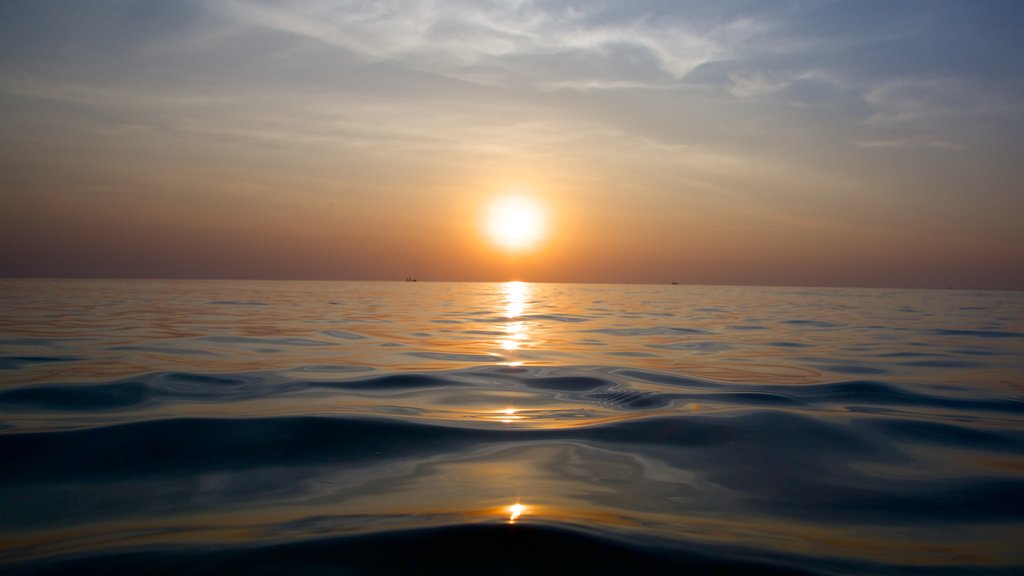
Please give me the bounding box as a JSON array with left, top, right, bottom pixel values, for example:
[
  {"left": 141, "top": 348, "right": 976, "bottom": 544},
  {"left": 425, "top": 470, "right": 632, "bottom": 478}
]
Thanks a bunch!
[
  {"left": 2, "top": 366, "right": 1021, "bottom": 421},
  {"left": 1, "top": 364, "right": 1022, "bottom": 574}
]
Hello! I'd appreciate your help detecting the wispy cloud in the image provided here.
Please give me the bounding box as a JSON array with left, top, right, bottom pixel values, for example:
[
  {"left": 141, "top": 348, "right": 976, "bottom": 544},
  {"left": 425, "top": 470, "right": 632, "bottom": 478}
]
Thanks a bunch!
[
  {"left": 211, "top": 0, "right": 767, "bottom": 86},
  {"left": 725, "top": 69, "right": 844, "bottom": 100},
  {"left": 859, "top": 76, "right": 1024, "bottom": 148},
  {"left": 854, "top": 136, "right": 964, "bottom": 151},
  {"left": 864, "top": 77, "right": 1022, "bottom": 126}
]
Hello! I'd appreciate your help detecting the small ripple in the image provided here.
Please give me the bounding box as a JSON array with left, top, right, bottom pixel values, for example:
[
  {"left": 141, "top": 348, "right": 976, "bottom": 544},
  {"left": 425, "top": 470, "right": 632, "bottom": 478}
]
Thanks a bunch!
[
  {"left": 614, "top": 368, "right": 723, "bottom": 388},
  {"left": 584, "top": 390, "right": 672, "bottom": 410},
  {"left": 648, "top": 341, "right": 735, "bottom": 353},
  {"left": 322, "top": 329, "right": 366, "bottom": 340},
  {"left": 792, "top": 380, "right": 1021, "bottom": 414},
  {"left": 316, "top": 373, "right": 457, "bottom": 390},
  {"left": 780, "top": 320, "right": 843, "bottom": 328},
  {"left": 406, "top": 352, "right": 501, "bottom": 363},
  {"left": 286, "top": 365, "right": 375, "bottom": 375},
  {"left": 0, "top": 355, "right": 84, "bottom": 370},
  {"left": 524, "top": 376, "right": 608, "bottom": 392},
  {"left": 0, "top": 382, "right": 154, "bottom": 410},
  {"left": 583, "top": 326, "right": 710, "bottom": 337},
  {"left": 899, "top": 359, "right": 982, "bottom": 368},
  {"left": 820, "top": 365, "right": 889, "bottom": 375},
  {"left": 199, "top": 336, "right": 333, "bottom": 347},
  {"left": 0, "top": 372, "right": 295, "bottom": 411},
  {"left": 767, "top": 341, "right": 813, "bottom": 348},
  {"left": 931, "top": 329, "right": 1023, "bottom": 339},
  {"left": 0, "top": 338, "right": 59, "bottom": 346},
  {"left": 106, "top": 345, "right": 218, "bottom": 356},
  {"left": 702, "top": 391, "right": 805, "bottom": 406},
  {"left": 856, "top": 418, "right": 1024, "bottom": 452}
]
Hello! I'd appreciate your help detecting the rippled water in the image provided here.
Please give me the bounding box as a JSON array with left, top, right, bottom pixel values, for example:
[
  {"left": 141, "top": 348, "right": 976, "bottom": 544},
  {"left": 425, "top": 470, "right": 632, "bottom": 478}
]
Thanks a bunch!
[{"left": 1, "top": 279, "right": 1022, "bottom": 575}]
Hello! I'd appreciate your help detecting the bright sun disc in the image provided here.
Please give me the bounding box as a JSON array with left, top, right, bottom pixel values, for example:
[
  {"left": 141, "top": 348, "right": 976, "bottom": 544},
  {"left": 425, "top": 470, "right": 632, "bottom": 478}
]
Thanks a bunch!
[
  {"left": 508, "top": 503, "right": 526, "bottom": 522},
  {"left": 486, "top": 196, "right": 545, "bottom": 251}
]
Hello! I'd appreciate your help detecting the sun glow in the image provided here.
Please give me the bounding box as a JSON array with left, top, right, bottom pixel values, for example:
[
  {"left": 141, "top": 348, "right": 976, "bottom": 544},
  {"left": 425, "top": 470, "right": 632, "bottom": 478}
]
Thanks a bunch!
[
  {"left": 508, "top": 502, "right": 527, "bottom": 522},
  {"left": 486, "top": 196, "right": 546, "bottom": 251}
]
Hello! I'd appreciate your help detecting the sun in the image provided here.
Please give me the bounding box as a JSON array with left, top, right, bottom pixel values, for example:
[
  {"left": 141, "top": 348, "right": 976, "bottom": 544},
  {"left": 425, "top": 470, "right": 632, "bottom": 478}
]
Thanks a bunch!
[{"left": 486, "top": 196, "right": 546, "bottom": 251}]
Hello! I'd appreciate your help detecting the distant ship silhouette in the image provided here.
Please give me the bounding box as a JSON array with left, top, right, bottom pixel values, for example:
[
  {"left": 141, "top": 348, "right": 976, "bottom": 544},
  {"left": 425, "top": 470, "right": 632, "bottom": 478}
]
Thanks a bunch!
[{"left": 405, "top": 277, "right": 417, "bottom": 282}]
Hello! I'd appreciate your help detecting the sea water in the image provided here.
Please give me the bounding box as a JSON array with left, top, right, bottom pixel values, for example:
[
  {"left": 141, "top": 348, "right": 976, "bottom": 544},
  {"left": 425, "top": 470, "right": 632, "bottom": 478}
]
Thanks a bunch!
[{"left": 1, "top": 279, "right": 1022, "bottom": 574}]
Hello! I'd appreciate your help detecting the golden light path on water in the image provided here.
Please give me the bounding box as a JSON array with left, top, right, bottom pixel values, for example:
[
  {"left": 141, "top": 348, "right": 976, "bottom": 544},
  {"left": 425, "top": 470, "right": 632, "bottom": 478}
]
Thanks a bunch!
[
  {"left": 498, "top": 281, "right": 530, "bottom": 422},
  {"left": 501, "top": 280, "right": 529, "bottom": 354}
]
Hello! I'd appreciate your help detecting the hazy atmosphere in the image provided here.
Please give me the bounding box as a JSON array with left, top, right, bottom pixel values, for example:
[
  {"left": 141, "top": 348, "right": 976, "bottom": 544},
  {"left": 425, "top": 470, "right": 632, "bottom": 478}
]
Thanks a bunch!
[
  {"left": 3, "top": 5, "right": 1024, "bottom": 571},
  {"left": 2, "top": 0, "right": 1022, "bottom": 288}
]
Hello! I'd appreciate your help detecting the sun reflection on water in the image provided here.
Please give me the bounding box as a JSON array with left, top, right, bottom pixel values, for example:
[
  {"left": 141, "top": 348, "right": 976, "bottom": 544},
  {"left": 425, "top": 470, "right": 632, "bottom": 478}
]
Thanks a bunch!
[
  {"left": 504, "top": 281, "right": 528, "bottom": 318},
  {"left": 501, "top": 281, "right": 531, "bottom": 356},
  {"left": 498, "top": 408, "right": 523, "bottom": 424}
]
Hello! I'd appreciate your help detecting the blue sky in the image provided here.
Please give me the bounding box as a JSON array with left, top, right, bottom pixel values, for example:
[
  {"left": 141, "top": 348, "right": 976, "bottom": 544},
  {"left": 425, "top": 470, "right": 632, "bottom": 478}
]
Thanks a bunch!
[{"left": 1, "top": 0, "right": 1022, "bottom": 287}]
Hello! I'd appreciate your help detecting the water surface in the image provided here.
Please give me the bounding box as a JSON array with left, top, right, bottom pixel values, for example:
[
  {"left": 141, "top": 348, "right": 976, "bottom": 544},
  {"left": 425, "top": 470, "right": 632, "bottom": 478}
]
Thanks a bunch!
[{"left": 1, "top": 280, "right": 1022, "bottom": 574}]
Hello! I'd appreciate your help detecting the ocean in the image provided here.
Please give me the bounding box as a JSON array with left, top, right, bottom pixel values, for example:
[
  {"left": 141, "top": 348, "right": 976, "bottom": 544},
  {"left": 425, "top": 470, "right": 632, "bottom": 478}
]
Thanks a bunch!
[{"left": 1, "top": 279, "right": 1022, "bottom": 575}]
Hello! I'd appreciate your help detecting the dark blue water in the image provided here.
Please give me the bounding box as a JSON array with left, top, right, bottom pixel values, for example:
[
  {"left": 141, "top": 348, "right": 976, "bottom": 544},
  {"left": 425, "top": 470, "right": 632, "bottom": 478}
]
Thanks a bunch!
[{"left": 1, "top": 280, "right": 1022, "bottom": 574}]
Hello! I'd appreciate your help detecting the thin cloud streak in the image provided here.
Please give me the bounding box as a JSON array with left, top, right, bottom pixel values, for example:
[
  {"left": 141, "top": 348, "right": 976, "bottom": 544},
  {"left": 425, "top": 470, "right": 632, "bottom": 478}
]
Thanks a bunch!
[{"left": 212, "top": 0, "right": 764, "bottom": 84}]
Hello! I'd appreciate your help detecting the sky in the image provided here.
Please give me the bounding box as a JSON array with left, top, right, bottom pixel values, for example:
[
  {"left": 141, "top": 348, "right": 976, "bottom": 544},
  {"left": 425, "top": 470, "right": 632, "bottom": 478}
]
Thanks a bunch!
[{"left": 1, "top": 0, "right": 1022, "bottom": 288}]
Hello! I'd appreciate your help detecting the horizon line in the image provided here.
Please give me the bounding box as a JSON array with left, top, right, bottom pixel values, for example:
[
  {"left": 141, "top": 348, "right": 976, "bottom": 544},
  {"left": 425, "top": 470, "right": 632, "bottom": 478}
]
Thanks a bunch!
[{"left": 1, "top": 275, "right": 1019, "bottom": 292}]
